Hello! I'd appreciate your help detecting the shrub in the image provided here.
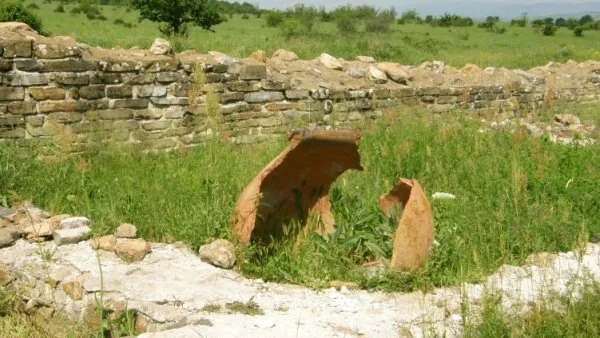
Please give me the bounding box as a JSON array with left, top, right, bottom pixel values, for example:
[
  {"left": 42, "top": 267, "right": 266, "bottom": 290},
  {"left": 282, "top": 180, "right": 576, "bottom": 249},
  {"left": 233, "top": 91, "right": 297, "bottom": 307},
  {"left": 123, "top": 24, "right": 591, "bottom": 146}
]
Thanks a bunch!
[
  {"left": 265, "top": 10, "right": 283, "bottom": 27},
  {"left": 574, "top": 26, "right": 584, "bottom": 37},
  {"left": 365, "top": 8, "right": 396, "bottom": 33},
  {"left": 54, "top": 4, "right": 65, "bottom": 13},
  {"left": 398, "top": 9, "right": 420, "bottom": 24},
  {"left": 542, "top": 24, "right": 557, "bottom": 36},
  {"left": 26, "top": 3, "right": 40, "bottom": 10},
  {"left": 279, "top": 19, "right": 299, "bottom": 40},
  {"left": 0, "top": 1, "right": 44, "bottom": 33},
  {"left": 336, "top": 15, "right": 357, "bottom": 35}
]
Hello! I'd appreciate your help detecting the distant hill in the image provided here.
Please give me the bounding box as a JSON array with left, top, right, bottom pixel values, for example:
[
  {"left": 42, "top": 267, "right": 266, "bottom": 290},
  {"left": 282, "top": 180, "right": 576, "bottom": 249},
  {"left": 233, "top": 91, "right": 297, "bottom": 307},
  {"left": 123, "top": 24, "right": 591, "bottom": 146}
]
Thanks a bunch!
[
  {"left": 258, "top": 1, "right": 600, "bottom": 21},
  {"left": 397, "top": 1, "right": 600, "bottom": 21},
  {"left": 539, "top": 11, "right": 600, "bottom": 19}
]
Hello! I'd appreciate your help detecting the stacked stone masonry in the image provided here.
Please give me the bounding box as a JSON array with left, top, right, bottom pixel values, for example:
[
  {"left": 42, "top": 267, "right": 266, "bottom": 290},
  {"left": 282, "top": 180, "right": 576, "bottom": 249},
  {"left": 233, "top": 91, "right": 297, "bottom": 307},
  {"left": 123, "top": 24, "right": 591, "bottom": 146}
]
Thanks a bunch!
[{"left": 1, "top": 23, "right": 599, "bottom": 150}]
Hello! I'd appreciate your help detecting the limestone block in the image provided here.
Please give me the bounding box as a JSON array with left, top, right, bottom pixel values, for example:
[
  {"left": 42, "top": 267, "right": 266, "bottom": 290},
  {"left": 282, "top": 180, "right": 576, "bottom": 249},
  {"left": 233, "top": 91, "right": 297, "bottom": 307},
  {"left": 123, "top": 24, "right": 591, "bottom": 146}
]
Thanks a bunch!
[
  {"left": 285, "top": 90, "right": 310, "bottom": 100},
  {"left": 39, "top": 60, "right": 98, "bottom": 72},
  {"left": 150, "top": 97, "right": 189, "bottom": 106},
  {"left": 60, "top": 217, "right": 91, "bottom": 229},
  {"left": 106, "top": 85, "right": 133, "bottom": 98},
  {"left": 0, "top": 86, "right": 25, "bottom": 101},
  {"left": 47, "top": 112, "right": 83, "bottom": 123},
  {"left": 369, "top": 65, "right": 387, "bottom": 84},
  {"left": 79, "top": 85, "right": 105, "bottom": 100},
  {"left": 1, "top": 39, "right": 32, "bottom": 58},
  {"left": 28, "top": 86, "right": 67, "bottom": 100},
  {"left": 0, "top": 115, "right": 24, "bottom": 127},
  {"left": 244, "top": 91, "right": 284, "bottom": 103},
  {"left": 57, "top": 75, "right": 90, "bottom": 86},
  {"left": 227, "top": 81, "right": 262, "bottom": 92},
  {"left": 137, "top": 85, "right": 167, "bottom": 98},
  {"left": 239, "top": 64, "right": 267, "bottom": 80},
  {"left": 90, "top": 235, "right": 117, "bottom": 251},
  {"left": 110, "top": 99, "right": 149, "bottom": 109},
  {"left": 150, "top": 38, "right": 172, "bottom": 55},
  {"left": 98, "top": 108, "right": 134, "bottom": 120},
  {"left": 115, "top": 239, "right": 152, "bottom": 263},
  {"left": 9, "top": 72, "right": 48, "bottom": 86},
  {"left": 54, "top": 226, "right": 92, "bottom": 246},
  {"left": 318, "top": 53, "right": 342, "bottom": 70},
  {"left": 7, "top": 101, "right": 37, "bottom": 115},
  {"left": 198, "top": 239, "right": 236, "bottom": 269},
  {"left": 61, "top": 281, "right": 84, "bottom": 300},
  {"left": 261, "top": 79, "right": 289, "bottom": 91},
  {"left": 270, "top": 49, "right": 299, "bottom": 62}
]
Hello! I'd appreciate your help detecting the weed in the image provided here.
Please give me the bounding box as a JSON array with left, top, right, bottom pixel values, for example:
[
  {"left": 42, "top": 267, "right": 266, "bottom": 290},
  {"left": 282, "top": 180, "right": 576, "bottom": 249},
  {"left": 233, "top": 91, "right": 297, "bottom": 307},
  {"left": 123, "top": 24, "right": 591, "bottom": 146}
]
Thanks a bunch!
[
  {"left": 201, "top": 303, "right": 222, "bottom": 313},
  {"left": 225, "top": 299, "right": 264, "bottom": 316}
]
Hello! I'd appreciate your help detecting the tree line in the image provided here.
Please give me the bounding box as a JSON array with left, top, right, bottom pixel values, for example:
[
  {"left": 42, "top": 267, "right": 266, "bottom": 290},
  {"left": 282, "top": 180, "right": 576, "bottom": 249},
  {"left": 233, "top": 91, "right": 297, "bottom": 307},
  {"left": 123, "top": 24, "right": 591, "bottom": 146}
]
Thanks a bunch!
[{"left": 2, "top": 0, "right": 599, "bottom": 38}]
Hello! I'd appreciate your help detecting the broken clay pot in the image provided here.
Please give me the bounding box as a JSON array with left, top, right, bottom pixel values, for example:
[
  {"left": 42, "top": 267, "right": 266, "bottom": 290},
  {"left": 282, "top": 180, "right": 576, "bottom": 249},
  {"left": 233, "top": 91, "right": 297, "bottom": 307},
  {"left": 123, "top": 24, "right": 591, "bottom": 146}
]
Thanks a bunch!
[
  {"left": 232, "top": 128, "right": 363, "bottom": 245},
  {"left": 379, "top": 178, "right": 434, "bottom": 270}
]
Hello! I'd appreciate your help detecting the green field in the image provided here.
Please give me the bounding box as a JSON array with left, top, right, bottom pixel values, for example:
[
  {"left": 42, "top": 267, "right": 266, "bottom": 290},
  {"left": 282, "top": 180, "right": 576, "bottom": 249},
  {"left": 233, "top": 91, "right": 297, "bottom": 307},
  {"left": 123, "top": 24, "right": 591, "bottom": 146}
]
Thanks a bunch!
[
  {"left": 23, "top": 1, "right": 600, "bottom": 69},
  {"left": 2, "top": 103, "right": 599, "bottom": 291}
]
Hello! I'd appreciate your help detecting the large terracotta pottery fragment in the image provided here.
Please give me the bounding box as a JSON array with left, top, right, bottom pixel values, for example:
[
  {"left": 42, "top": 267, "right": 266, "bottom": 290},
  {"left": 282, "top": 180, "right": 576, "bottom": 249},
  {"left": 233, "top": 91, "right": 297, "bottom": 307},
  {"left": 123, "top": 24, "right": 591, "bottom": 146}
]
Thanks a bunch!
[
  {"left": 379, "top": 179, "right": 434, "bottom": 270},
  {"left": 232, "top": 129, "right": 363, "bottom": 245}
]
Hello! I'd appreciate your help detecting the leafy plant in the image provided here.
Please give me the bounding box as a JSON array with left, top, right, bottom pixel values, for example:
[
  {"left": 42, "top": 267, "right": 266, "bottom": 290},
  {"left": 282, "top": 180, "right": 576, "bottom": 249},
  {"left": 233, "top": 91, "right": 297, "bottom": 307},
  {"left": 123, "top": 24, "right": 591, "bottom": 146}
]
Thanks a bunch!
[
  {"left": 0, "top": 1, "right": 44, "bottom": 33},
  {"left": 131, "top": 0, "right": 224, "bottom": 36}
]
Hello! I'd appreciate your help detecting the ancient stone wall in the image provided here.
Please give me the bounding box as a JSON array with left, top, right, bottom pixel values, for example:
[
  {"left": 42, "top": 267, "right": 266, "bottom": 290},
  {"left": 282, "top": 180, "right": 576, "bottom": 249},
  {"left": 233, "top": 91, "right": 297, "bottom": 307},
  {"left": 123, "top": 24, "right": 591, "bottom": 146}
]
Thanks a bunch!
[{"left": 1, "top": 22, "right": 599, "bottom": 150}]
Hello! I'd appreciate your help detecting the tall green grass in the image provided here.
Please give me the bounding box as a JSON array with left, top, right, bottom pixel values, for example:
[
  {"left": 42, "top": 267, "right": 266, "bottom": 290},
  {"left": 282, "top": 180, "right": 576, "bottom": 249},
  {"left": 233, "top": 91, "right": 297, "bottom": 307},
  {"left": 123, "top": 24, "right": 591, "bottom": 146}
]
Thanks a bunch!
[
  {"left": 464, "top": 283, "right": 600, "bottom": 338},
  {"left": 22, "top": 0, "right": 600, "bottom": 69},
  {"left": 2, "top": 106, "right": 599, "bottom": 291}
]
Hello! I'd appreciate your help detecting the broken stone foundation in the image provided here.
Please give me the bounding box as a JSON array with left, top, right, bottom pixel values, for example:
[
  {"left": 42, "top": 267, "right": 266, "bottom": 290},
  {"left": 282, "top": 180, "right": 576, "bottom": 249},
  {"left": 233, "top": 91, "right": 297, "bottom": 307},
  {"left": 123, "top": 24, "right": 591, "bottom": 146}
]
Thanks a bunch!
[{"left": 1, "top": 236, "right": 600, "bottom": 337}]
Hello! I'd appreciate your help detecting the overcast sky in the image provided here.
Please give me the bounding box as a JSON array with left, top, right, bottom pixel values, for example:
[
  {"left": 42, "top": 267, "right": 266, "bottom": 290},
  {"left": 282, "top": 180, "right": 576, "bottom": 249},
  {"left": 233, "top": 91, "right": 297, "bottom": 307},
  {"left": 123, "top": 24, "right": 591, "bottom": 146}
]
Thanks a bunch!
[{"left": 253, "top": 1, "right": 600, "bottom": 19}]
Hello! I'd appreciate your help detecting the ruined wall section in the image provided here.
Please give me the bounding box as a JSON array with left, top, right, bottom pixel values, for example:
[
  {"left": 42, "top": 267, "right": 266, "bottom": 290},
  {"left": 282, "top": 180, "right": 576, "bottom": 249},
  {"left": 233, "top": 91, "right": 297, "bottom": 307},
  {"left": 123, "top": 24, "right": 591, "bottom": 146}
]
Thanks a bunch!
[{"left": 1, "top": 23, "right": 599, "bottom": 150}]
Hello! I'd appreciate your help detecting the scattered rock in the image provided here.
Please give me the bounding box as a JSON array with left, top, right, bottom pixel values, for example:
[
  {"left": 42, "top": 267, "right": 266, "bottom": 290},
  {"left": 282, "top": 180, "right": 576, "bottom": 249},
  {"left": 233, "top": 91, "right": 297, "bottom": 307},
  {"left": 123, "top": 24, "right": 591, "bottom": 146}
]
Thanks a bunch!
[
  {"left": 115, "top": 239, "right": 152, "bottom": 263},
  {"left": 21, "top": 221, "right": 55, "bottom": 238},
  {"left": 591, "top": 234, "right": 600, "bottom": 244},
  {"left": 554, "top": 114, "right": 581, "bottom": 126},
  {"left": 60, "top": 216, "right": 90, "bottom": 229},
  {"left": 368, "top": 65, "right": 388, "bottom": 84},
  {"left": 249, "top": 50, "right": 266, "bottom": 63},
  {"left": 136, "top": 314, "right": 149, "bottom": 333},
  {"left": 254, "top": 317, "right": 276, "bottom": 329},
  {"left": 356, "top": 55, "right": 375, "bottom": 63},
  {"left": 198, "top": 239, "right": 236, "bottom": 269},
  {"left": 345, "top": 66, "right": 366, "bottom": 78},
  {"left": 62, "top": 281, "right": 84, "bottom": 300},
  {"left": 0, "top": 263, "right": 13, "bottom": 286},
  {"left": 0, "top": 207, "right": 16, "bottom": 219},
  {"left": 90, "top": 234, "right": 117, "bottom": 251},
  {"left": 376, "top": 62, "right": 410, "bottom": 84},
  {"left": 116, "top": 223, "right": 137, "bottom": 238},
  {"left": 524, "top": 123, "right": 544, "bottom": 137},
  {"left": 0, "top": 227, "right": 18, "bottom": 248},
  {"left": 431, "top": 192, "right": 456, "bottom": 200},
  {"left": 150, "top": 38, "right": 172, "bottom": 56},
  {"left": 208, "top": 51, "right": 239, "bottom": 65},
  {"left": 47, "top": 214, "right": 71, "bottom": 228},
  {"left": 431, "top": 61, "right": 445, "bottom": 73},
  {"left": 54, "top": 226, "right": 91, "bottom": 246},
  {"left": 271, "top": 49, "right": 298, "bottom": 62},
  {"left": 524, "top": 252, "right": 557, "bottom": 268},
  {"left": 36, "top": 306, "right": 55, "bottom": 320},
  {"left": 318, "top": 53, "right": 342, "bottom": 70}
]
